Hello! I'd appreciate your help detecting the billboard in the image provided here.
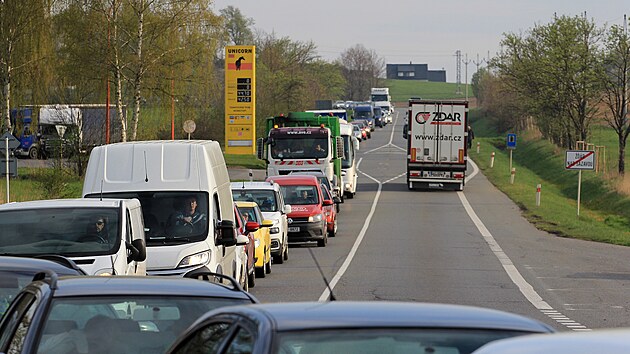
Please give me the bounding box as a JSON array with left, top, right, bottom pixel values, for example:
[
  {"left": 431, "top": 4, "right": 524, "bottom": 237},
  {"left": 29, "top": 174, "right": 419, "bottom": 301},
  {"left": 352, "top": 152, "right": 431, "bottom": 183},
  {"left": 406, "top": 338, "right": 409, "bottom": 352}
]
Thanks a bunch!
[{"left": 225, "top": 45, "right": 255, "bottom": 154}]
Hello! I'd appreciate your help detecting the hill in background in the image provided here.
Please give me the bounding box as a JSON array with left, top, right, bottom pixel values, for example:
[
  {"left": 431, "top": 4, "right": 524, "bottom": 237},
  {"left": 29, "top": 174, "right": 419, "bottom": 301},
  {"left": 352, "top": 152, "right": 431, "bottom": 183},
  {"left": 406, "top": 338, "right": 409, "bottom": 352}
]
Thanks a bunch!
[{"left": 386, "top": 79, "right": 472, "bottom": 104}]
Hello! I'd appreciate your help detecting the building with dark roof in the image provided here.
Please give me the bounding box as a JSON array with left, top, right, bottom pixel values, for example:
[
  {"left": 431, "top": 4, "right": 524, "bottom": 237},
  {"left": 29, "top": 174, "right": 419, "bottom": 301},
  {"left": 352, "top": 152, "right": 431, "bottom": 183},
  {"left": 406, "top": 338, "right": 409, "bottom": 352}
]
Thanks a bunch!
[{"left": 386, "top": 63, "right": 446, "bottom": 82}]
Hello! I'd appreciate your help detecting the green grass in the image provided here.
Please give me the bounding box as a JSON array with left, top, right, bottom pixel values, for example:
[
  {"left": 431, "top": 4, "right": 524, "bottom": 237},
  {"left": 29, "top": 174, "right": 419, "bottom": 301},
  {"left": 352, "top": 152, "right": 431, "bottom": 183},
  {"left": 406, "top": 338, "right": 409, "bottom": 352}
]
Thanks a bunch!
[
  {"left": 386, "top": 79, "right": 469, "bottom": 102},
  {"left": 470, "top": 127, "right": 630, "bottom": 246},
  {"left": 1, "top": 167, "right": 83, "bottom": 203},
  {"left": 224, "top": 154, "right": 266, "bottom": 169}
]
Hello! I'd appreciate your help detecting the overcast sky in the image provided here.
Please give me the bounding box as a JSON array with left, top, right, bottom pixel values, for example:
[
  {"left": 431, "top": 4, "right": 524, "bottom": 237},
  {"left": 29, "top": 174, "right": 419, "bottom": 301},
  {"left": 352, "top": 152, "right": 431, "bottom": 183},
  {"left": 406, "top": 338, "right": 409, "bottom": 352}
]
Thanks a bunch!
[{"left": 212, "top": 0, "right": 628, "bottom": 83}]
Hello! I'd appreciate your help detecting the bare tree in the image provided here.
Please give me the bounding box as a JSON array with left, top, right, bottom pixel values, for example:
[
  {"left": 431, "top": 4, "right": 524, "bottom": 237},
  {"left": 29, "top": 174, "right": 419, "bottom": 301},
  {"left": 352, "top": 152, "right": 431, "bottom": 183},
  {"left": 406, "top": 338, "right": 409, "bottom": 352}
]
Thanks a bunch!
[
  {"left": 0, "top": 0, "right": 50, "bottom": 131},
  {"left": 601, "top": 23, "right": 630, "bottom": 174},
  {"left": 337, "top": 44, "right": 385, "bottom": 101}
]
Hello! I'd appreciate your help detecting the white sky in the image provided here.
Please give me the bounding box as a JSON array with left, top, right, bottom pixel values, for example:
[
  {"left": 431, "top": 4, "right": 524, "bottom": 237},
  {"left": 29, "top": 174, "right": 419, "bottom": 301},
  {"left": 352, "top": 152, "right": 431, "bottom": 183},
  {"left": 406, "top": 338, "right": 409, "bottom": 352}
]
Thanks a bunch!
[{"left": 212, "top": 0, "right": 628, "bottom": 83}]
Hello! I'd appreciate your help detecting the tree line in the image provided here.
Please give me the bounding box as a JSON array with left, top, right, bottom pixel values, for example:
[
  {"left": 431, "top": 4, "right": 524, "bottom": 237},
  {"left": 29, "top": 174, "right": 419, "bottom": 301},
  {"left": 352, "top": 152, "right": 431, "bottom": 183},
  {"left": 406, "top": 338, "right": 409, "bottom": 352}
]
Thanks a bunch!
[
  {"left": 472, "top": 14, "right": 630, "bottom": 174},
  {"left": 0, "top": 2, "right": 384, "bottom": 147}
]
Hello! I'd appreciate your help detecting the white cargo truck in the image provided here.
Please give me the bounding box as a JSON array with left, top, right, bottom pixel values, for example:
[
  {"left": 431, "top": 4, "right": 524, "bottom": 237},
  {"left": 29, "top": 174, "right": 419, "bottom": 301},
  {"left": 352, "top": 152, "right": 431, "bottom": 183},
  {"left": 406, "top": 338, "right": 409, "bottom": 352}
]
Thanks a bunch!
[{"left": 403, "top": 100, "right": 469, "bottom": 191}]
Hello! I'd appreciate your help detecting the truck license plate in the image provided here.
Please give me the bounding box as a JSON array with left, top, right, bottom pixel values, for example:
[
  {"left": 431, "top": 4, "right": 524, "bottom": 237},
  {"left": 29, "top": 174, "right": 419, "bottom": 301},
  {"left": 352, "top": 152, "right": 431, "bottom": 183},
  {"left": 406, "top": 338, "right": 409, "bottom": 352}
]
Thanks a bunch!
[
  {"left": 424, "top": 171, "right": 449, "bottom": 178},
  {"left": 288, "top": 227, "right": 300, "bottom": 232}
]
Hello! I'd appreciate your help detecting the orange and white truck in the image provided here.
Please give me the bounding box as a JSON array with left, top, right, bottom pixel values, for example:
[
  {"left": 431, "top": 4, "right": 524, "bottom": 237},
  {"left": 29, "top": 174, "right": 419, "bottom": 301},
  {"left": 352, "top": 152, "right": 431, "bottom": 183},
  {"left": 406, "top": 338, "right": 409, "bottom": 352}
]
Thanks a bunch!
[{"left": 403, "top": 99, "right": 469, "bottom": 191}]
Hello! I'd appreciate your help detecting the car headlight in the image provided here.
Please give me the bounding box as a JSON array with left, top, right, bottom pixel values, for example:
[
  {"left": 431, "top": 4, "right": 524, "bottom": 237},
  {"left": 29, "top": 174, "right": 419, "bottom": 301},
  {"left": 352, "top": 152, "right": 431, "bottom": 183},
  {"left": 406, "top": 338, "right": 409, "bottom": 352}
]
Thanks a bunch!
[
  {"left": 270, "top": 227, "right": 280, "bottom": 234},
  {"left": 178, "top": 251, "right": 210, "bottom": 268},
  {"left": 255, "top": 238, "right": 261, "bottom": 248},
  {"left": 308, "top": 214, "right": 323, "bottom": 222}
]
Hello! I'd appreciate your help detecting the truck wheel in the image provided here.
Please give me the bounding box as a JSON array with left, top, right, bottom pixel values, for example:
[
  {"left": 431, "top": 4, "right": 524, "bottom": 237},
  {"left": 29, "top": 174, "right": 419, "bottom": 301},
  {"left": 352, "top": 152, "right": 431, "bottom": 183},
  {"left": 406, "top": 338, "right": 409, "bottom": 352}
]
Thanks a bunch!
[{"left": 28, "top": 147, "right": 38, "bottom": 159}]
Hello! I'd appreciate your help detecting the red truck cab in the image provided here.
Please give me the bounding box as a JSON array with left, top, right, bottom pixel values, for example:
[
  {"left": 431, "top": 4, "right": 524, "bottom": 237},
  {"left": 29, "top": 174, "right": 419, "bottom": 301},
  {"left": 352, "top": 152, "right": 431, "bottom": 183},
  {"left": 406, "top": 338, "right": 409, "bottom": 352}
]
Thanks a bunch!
[{"left": 266, "top": 175, "right": 332, "bottom": 247}]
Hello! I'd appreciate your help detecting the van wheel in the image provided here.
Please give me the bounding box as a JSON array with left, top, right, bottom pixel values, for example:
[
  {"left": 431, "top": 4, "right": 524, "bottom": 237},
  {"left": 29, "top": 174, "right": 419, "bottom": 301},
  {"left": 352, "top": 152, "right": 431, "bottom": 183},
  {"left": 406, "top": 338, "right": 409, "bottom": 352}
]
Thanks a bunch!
[
  {"left": 283, "top": 245, "right": 289, "bottom": 261},
  {"left": 346, "top": 192, "right": 354, "bottom": 199},
  {"left": 247, "top": 270, "right": 256, "bottom": 288},
  {"left": 28, "top": 147, "right": 38, "bottom": 159},
  {"left": 241, "top": 267, "right": 248, "bottom": 291}
]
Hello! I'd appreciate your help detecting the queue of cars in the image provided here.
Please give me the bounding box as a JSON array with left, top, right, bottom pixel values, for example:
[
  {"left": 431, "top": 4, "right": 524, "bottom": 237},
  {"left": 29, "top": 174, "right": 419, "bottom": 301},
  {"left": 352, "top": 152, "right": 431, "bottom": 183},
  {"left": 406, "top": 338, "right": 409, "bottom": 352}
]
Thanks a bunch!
[{"left": 1, "top": 133, "right": 611, "bottom": 353}]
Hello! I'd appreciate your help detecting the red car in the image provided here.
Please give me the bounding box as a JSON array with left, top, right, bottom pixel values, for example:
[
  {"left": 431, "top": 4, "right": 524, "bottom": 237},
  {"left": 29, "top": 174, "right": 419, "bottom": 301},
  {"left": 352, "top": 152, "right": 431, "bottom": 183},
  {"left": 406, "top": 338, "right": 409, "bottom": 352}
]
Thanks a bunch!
[
  {"left": 234, "top": 203, "right": 258, "bottom": 290},
  {"left": 266, "top": 175, "right": 332, "bottom": 247},
  {"left": 321, "top": 183, "right": 338, "bottom": 237}
]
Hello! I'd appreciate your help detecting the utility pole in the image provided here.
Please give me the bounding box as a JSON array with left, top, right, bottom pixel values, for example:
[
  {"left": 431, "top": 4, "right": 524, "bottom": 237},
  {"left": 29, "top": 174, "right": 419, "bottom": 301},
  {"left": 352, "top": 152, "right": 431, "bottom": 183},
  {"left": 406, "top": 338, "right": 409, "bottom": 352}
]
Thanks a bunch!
[
  {"left": 463, "top": 53, "right": 471, "bottom": 101},
  {"left": 455, "top": 50, "right": 462, "bottom": 94},
  {"left": 473, "top": 53, "right": 485, "bottom": 74}
]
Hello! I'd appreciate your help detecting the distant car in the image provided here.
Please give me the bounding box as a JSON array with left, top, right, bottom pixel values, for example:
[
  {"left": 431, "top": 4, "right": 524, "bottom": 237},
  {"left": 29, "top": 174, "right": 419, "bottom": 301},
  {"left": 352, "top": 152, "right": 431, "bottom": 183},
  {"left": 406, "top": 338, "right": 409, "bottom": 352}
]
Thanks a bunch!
[
  {"left": 235, "top": 201, "right": 273, "bottom": 278},
  {"left": 166, "top": 301, "right": 555, "bottom": 354},
  {"left": 352, "top": 123, "right": 364, "bottom": 142},
  {"left": 233, "top": 204, "right": 257, "bottom": 291},
  {"left": 232, "top": 181, "right": 291, "bottom": 265},
  {"left": 0, "top": 255, "right": 86, "bottom": 316},
  {"left": 472, "top": 328, "right": 630, "bottom": 354},
  {"left": 320, "top": 184, "right": 338, "bottom": 237},
  {"left": 351, "top": 120, "right": 371, "bottom": 139},
  {"left": 0, "top": 272, "right": 258, "bottom": 354}
]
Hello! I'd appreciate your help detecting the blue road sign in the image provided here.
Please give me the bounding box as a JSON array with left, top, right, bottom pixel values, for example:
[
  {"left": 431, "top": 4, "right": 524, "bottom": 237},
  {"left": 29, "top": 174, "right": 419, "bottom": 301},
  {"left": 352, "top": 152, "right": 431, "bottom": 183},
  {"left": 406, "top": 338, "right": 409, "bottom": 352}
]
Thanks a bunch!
[{"left": 507, "top": 133, "right": 517, "bottom": 150}]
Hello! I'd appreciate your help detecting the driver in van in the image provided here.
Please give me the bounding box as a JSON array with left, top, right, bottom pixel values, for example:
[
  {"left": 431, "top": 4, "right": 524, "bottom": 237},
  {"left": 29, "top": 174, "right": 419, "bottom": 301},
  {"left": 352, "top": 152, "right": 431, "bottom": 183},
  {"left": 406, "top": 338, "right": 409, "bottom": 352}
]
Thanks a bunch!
[{"left": 166, "top": 196, "right": 207, "bottom": 235}]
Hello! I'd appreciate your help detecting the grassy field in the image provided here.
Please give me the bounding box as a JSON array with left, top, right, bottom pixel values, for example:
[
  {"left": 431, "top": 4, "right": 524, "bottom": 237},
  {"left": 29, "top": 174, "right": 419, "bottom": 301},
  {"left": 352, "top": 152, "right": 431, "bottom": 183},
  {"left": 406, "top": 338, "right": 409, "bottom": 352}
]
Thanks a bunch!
[
  {"left": 386, "top": 79, "right": 469, "bottom": 102},
  {"left": 470, "top": 113, "right": 630, "bottom": 246}
]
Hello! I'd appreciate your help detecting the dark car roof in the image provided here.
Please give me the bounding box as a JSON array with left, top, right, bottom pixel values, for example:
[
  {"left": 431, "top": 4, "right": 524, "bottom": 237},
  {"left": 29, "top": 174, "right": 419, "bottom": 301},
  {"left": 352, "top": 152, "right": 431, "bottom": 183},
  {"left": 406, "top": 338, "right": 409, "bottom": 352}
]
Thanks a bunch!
[
  {"left": 37, "top": 276, "right": 258, "bottom": 302},
  {"left": 0, "top": 255, "right": 86, "bottom": 276},
  {"left": 203, "top": 301, "right": 554, "bottom": 333}
]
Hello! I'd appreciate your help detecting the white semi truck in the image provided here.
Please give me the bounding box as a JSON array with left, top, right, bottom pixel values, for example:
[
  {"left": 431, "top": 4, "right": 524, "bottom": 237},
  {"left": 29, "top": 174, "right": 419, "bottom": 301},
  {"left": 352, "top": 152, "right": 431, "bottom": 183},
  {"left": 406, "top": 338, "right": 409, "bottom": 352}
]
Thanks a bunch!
[{"left": 403, "top": 99, "right": 469, "bottom": 191}]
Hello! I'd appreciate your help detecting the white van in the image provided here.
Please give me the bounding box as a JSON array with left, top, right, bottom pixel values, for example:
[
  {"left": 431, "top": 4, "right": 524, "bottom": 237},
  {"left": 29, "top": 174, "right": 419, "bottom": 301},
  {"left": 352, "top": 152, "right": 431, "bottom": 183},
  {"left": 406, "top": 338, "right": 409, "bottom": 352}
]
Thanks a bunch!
[
  {"left": 0, "top": 198, "right": 147, "bottom": 276},
  {"left": 82, "top": 140, "right": 238, "bottom": 280},
  {"left": 339, "top": 121, "right": 359, "bottom": 198}
]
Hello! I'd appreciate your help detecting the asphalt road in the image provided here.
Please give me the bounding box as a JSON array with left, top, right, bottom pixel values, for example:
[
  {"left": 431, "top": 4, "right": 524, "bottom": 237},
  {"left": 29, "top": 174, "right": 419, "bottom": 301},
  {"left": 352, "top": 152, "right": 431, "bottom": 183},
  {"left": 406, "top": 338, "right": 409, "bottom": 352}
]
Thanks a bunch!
[{"left": 248, "top": 109, "right": 630, "bottom": 332}]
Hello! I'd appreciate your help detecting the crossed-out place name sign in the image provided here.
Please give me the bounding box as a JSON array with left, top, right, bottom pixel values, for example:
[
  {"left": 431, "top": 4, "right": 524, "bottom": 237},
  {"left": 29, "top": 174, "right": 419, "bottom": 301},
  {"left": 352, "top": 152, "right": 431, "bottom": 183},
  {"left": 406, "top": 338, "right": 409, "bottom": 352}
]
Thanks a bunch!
[{"left": 565, "top": 150, "right": 595, "bottom": 170}]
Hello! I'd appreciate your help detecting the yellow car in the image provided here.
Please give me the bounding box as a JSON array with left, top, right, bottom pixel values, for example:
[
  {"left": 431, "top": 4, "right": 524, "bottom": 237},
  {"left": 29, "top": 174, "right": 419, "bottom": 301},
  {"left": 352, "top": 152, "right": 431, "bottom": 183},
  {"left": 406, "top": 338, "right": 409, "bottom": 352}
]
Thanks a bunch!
[{"left": 235, "top": 201, "right": 273, "bottom": 278}]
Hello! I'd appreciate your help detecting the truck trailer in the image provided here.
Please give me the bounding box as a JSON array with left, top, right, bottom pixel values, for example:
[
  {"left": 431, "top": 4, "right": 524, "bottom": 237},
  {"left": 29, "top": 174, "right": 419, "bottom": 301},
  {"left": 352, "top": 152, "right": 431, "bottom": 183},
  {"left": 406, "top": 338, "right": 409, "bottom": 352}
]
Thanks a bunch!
[{"left": 403, "top": 99, "right": 469, "bottom": 191}]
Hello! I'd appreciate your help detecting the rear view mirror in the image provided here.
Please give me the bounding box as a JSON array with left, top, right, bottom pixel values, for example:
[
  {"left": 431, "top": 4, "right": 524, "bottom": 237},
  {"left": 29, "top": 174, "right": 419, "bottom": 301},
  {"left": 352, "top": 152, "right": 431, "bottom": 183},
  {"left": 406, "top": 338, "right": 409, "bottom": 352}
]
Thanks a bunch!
[
  {"left": 236, "top": 234, "right": 249, "bottom": 246},
  {"left": 283, "top": 205, "right": 292, "bottom": 214},
  {"left": 245, "top": 221, "right": 260, "bottom": 233},
  {"left": 217, "top": 220, "right": 237, "bottom": 247},
  {"left": 256, "top": 138, "right": 265, "bottom": 160},
  {"left": 323, "top": 199, "right": 334, "bottom": 206},
  {"left": 128, "top": 238, "right": 147, "bottom": 263},
  {"left": 402, "top": 125, "right": 408, "bottom": 139}
]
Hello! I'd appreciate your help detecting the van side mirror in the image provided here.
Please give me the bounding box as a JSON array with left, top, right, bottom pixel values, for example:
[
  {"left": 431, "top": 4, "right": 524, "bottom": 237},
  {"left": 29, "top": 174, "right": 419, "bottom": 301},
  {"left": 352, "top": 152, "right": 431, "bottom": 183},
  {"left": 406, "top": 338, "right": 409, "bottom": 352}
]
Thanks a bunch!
[
  {"left": 216, "top": 220, "right": 237, "bottom": 247},
  {"left": 402, "top": 125, "right": 408, "bottom": 140},
  {"left": 323, "top": 199, "right": 334, "bottom": 206},
  {"left": 127, "top": 239, "right": 147, "bottom": 263},
  {"left": 283, "top": 204, "right": 292, "bottom": 214},
  {"left": 236, "top": 234, "right": 249, "bottom": 246}
]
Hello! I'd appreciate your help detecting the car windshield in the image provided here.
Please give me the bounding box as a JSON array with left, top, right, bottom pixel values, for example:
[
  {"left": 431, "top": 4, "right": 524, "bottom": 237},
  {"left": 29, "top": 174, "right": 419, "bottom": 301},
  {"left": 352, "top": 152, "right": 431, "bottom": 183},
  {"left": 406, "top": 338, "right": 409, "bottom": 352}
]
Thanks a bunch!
[
  {"left": 36, "top": 296, "right": 251, "bottom": 354},
  {"left": 280, "top": 185, "right": 319, "bottom": 205},
  {"left": 354, "top": 109, "right": 372, "bottom": 119},
  {"left": 232, "top": 189, "right": 278, "bottom": 212},
  {"left": 0, "top": 208, "right": 120, "bottom": 256},
  {"left": 273, "top": 328, "right": 533, "bottom": 354},
  {"left": 85, "top": 192, "right": 209, "bottom": 245}
]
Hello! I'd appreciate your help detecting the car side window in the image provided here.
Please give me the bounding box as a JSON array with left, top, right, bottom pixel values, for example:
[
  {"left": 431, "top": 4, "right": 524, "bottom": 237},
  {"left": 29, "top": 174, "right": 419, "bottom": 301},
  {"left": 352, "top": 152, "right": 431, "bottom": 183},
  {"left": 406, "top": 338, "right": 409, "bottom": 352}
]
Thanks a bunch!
[
  {"left": 0, "top": 292, "right": 37, "bottom": 352},
  {"left": 172, "top": 321, "right": 234, "bottom": 354},
  {"left": 225, "top": 325, "right": 255, "bottom": 354}
]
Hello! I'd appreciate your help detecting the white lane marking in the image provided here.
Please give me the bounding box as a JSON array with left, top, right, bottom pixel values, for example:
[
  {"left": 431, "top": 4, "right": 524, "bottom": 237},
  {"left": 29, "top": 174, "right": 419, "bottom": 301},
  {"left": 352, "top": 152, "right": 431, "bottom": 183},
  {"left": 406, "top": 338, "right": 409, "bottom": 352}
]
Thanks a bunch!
[
  {"left": 319, "top": 167, "right": 382, "bottom": 301},
  {"left": 383, "top": 172, "right": 406, "bottom": 184},
  {"left": 460, "top": 159, "right": 589, "bottom": 331}
]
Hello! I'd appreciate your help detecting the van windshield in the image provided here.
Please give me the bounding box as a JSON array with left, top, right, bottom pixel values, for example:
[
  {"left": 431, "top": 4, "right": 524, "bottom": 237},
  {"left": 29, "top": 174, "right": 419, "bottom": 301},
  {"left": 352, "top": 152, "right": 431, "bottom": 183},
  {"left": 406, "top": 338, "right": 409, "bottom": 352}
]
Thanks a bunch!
[
  {"left": 0, "top": 208, "right": 120, "bottom": 256},
  {"left": 85, "top": 192, "right": 209, "bottom": 245},
  {"left": 232, "top": 189, "right": 278, "bottom": 212}
]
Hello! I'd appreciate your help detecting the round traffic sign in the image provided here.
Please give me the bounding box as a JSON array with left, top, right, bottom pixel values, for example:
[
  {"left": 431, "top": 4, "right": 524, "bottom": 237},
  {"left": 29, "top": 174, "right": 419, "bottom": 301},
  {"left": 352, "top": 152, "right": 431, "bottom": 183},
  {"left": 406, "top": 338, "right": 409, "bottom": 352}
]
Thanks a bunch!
[{"left": 183, "top": 120, "right": 196, "bottom": 134}]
